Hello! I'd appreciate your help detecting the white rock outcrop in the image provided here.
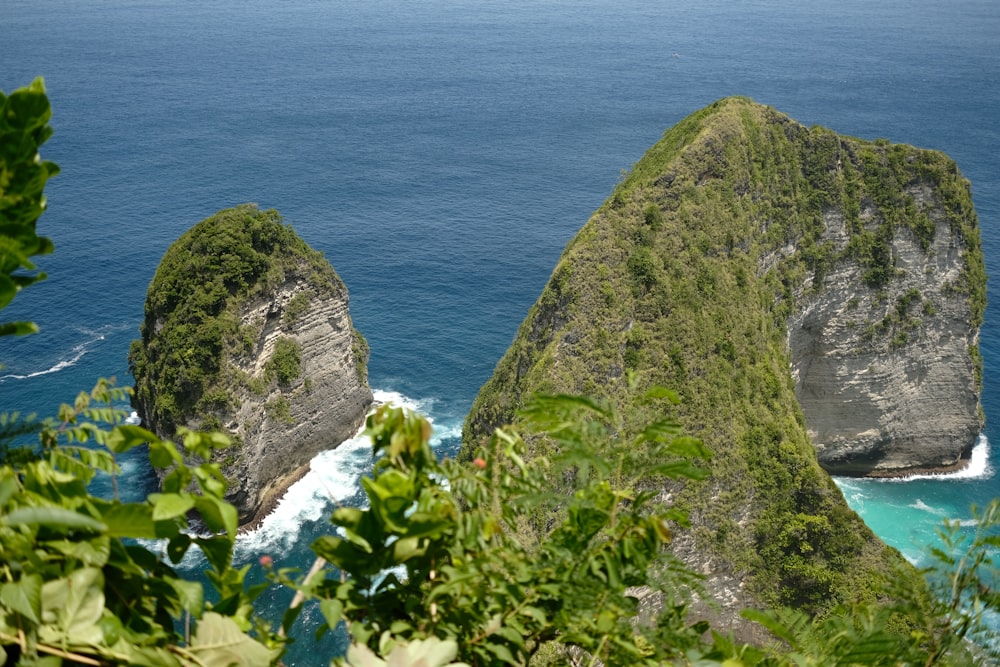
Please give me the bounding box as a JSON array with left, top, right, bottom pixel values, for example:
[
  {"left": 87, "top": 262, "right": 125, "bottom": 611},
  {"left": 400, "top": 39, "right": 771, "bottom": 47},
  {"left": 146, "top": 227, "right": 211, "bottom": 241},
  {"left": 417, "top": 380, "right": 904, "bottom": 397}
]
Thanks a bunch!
[
  {"left": 788, "top": 185, "right": 981, "bottom": 476},
  {"left": 221, "top": 266, "right": 372, "bottom": 525}
]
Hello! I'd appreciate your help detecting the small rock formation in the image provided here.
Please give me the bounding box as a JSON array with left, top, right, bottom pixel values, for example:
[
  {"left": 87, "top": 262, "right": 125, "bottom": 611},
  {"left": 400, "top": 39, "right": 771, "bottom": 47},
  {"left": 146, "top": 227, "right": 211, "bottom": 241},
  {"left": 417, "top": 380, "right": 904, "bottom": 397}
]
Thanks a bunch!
[{"left": 130, "top": 205, "right": 372, "bottom": 526}]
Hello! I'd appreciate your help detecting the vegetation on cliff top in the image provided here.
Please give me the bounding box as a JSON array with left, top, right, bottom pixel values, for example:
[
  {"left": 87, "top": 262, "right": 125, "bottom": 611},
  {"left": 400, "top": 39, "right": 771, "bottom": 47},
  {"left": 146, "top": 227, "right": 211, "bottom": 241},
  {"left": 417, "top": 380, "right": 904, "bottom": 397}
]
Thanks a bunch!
[
  {"left": 462, "top": 97, "right": 985, "bottom": 615},
  {"left": 128, "top": 205, "right": 362, "bottom": 436}
]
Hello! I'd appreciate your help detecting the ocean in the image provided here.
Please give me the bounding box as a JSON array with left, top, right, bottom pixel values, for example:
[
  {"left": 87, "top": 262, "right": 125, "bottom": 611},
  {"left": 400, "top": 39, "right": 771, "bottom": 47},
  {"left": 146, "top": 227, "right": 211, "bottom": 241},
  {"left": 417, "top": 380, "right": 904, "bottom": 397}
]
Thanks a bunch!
[{"left": 2, "top": 0, "right": 999, "bottom": 662}]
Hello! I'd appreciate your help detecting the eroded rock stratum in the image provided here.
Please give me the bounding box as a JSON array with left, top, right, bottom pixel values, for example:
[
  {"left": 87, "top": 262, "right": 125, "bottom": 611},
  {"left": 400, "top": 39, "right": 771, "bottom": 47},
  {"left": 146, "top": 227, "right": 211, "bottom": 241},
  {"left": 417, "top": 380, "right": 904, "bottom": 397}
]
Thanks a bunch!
[{"left": 788, "top": 182, "right": 982, "bottom": 475}]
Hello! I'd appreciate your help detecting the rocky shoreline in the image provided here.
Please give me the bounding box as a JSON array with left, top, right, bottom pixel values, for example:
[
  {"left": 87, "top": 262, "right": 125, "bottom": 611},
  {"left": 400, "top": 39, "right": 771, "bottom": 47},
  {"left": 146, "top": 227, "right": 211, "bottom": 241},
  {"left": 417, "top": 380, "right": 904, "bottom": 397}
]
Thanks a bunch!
[
  {"left": 860, "top": 456, "right": 972, "bottom": 480},
  {"left": 239, "top": 462, "right": 314, "bottom": 533}
]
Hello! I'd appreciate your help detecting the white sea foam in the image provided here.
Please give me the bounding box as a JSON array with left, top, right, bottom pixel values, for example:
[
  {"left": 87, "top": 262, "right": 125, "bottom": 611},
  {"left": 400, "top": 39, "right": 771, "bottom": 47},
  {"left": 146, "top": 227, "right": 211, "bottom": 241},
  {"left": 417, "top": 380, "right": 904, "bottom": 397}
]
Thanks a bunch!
[
  {"left": 0, "top": 343, "right": 90, "bottom": 381},
  {"left": 909, "top": 498, "right": 946, "bottom": 516},
  {"left": 832, "top": 478, "right": 868, "bottom": 511},
  {"left": 235, "top": 431, "right": 373, "bottom": 558},
  {"left": 878, "top": 434, "right": 992, "bottom": 482},
  {"left": 0, "top": 323, "right": 127, "bottom": 382},
  {"left": 235, "top": 389, "right": 461, "bottom": 557}
]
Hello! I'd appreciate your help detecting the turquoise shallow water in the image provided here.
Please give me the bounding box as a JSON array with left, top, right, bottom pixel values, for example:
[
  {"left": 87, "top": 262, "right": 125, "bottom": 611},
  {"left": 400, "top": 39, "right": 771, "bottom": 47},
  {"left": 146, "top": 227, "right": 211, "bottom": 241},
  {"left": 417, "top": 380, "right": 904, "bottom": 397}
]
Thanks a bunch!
[
  {"left": 3, "top": 0, "right": 1000, "bottom": 663},
  {"left": 835, "top": 436, "right": 995, "bottom": 566}
]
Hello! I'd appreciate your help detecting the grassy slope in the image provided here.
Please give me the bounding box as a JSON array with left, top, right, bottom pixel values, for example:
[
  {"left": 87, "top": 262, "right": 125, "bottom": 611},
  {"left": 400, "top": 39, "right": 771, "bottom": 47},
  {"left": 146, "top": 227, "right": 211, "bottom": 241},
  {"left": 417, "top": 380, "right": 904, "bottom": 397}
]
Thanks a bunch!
[{"left": 462, "top": 97, "right": 984, "bottom": 613}]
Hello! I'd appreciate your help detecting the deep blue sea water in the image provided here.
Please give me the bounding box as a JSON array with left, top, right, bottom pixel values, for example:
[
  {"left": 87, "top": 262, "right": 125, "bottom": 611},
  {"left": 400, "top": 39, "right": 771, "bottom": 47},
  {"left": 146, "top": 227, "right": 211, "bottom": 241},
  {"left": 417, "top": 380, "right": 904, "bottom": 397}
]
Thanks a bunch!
[{"left": 3, "top": 0, "right": 1000, "bottom": 662}]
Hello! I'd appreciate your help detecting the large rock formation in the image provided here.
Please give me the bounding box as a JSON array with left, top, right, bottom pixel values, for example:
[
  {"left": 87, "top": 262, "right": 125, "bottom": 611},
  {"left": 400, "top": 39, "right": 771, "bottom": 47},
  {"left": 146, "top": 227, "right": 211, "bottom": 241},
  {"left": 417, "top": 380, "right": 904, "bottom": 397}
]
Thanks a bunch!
[
  {"left": 130, "top": 205, "right": 372, "bottom": 526},
  {"left": 462, "top": 98, "right": 984, "bottom": 631}
]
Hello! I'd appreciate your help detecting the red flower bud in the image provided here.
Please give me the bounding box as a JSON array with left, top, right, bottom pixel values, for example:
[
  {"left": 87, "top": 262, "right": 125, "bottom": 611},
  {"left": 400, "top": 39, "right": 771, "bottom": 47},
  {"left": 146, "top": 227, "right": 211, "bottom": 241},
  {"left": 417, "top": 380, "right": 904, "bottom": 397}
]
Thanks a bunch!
[
  {"left": 259, "top": 555, "right": 273, "bottom": 568},
  {"left": 473, "top": 457, "right": 487, "bottom": 469}
]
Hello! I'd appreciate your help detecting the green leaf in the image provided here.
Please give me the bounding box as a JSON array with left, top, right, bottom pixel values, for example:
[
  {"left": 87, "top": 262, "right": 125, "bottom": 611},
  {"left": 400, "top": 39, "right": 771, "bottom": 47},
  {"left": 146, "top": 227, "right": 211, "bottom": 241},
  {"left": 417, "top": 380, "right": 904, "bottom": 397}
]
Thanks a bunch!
[
  {"left": 181, "top": 428, "right": 231, "bottom": 461},
  {"left": 331, "top": 506, "right": 365, "bottom": 529},
  {"left": 525, "top": 393, "right": 613, "bottom": 419},
  {"left": 0, "top": 274, "right": 17, "bottom": 311},
  {"left": 98, "top": 613, "right": 123, "bottom": 646},
  {"left": 2, "top": 506, "right": 106, "bottom": 533},
  {"left": 650, "top": 460, "right": 709, "bottom": 481},
  {"left": 1, "top": 575, "right": 41, "bottom": 623},
  {"left": 189, "top": 612, "right": 273, "bottom": 667},
  {"left": 643, "top": 386, "right": 681, "bottom": 403},
  {"left": 0, "top": 469, "right": 19, "bottom": 505},
  {"left": 106, "top": 424, "right": 156, "bottom": 454},
  {"left": 194, "top": 495, "right": 238, "bottom": 538},
  {"left": 839, "top": 634, "right": 904, "bottom": 662},
  {"left": 401, "top": 514, "right": 452, "bottom": 539},
  {"left": 603, "top": 551, "right": 622, "bottom": 588},
  {"left": 193, "top": 464, "right": 228, "bottom": 498},
  {"left": 667, "top": 435, "right": 712, "bottom": 460},
  {"left": 569, "top": 505, "right": 610, "bottom": 541},
  {"left": 312, "top": 535, "right": 374, "bottom": 572},
  {"left": 639, "top": 419, "right": 684, "bottom": 443},
  {"left": 101, "top": 502, "right": 158, "bottom": 539},
  {"left": 521, "top": 605, "right": 547, "bottom": 626},
  {"left": 52, "top": 446, "right": 115, "bottom": 479},
  {"left": 4, "top": 83, "right": 52, "bottom": 131},
  {"left": 150, "top": 492, "right": 195, "bottom": 521},
  {"left": 148, "top": 438, "right": 182, "bottom": 468},
  {"left": 42, "top": 536, "right": 110, "bottom": 566},
  {"left": 167, "top": 577, "right": 203, "bottom": 615},
  {"left": 0, "top": 321, "right": 38, "bottom": 337},
  {"left": 484, "top": 641, "right": 516, "bottom": 664},
  {"left": 195, "top": 535, "right": 233, "bottom": 572},
  {"left": 167, "top": 533, "right": 193, "bottom": 564},
  {"left": 282, "top": 604, "right": 304, "bottom": 638},
  {"left": 320, "top": 598, "right": 344, "bottom": 630},
  {"left": 38, "top": 567, "right": 104, "bottom": 645},
  {"left": 392, "top": 536, "right": 427, "bottom": 562},
  {"left": 740, "top": 608, "right": 805, "bottom": 645},
  {"left": 343, "top": 527, "right": 374, "bottom": 554}
]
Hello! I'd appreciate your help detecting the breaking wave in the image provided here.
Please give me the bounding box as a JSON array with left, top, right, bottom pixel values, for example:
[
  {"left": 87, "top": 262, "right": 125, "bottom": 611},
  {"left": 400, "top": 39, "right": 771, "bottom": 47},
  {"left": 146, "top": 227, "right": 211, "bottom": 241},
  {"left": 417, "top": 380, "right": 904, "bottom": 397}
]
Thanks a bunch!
[
  {"left": 878, "top": 434, "right": 992, "bottom": 482},
  {"left": 0, "top": 323, "right": 130, "bottom": 382},
  {"left": 234, "top": 389, "right": 462, "bottom": 560}
]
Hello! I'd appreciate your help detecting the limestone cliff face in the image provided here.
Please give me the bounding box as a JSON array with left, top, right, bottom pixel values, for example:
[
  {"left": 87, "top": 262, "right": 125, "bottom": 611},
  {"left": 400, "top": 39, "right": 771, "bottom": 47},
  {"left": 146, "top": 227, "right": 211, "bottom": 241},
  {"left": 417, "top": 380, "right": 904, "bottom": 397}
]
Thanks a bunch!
[
  {"left": 788, "top": 191, "right": 982, "bottom": 475},
  {"left": 130, "top": 205, "right": 372, "bottom": 525},
  {"left": 216, "top": 269, "right": 371, "bottom": 525},
  {"left": 461, "top": 97, "right": 984, "bottom": 628}
]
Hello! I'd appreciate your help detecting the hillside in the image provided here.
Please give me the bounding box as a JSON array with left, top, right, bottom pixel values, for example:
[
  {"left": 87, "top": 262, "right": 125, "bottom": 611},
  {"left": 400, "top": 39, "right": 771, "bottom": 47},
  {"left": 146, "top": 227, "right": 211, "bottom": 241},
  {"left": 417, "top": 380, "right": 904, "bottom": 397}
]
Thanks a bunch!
[
  {"left": 461, "top": 98, "right": 985, "bottom": 628},
  {"left": 129, "top": 205, "right": 372, "bottom": 525}
]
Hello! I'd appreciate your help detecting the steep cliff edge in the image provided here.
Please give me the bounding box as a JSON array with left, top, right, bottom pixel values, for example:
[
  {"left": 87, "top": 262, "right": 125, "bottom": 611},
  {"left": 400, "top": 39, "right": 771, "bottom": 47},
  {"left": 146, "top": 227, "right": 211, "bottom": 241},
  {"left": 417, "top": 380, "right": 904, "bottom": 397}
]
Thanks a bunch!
[
  {"left": 788, "top": 181, "right": 982, "bottom": 475},
  {"left": 129, "top": 205, "right": 372, "bottom": 526},
  {"left": 462, "top": 98, "right": 984, "bottom": 627}
]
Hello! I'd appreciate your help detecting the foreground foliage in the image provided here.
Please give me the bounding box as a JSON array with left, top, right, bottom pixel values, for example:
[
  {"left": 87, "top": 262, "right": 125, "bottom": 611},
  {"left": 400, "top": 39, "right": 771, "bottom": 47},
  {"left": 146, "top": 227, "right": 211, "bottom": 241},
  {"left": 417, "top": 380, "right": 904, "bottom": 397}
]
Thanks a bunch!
[
  {"left": 0, "top": 381, "right": 283, "bottom": 666},
  {"left": 2, "top": 79, "right": 999, "bottom": 667},
  {"left": 0, "top": 77, "right": 57, "bottom": 338},
  {"left": 1, "top": 382, "right": 999, "bottom": 666},
  {"left": 301, "top": 391, "right": 713, "bottom": 666}
]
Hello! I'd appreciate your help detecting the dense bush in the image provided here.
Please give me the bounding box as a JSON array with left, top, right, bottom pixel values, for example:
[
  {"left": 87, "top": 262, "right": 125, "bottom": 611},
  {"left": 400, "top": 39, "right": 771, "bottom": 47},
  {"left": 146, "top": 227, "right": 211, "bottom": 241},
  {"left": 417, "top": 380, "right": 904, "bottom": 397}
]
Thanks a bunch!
[{"left": 266, "top": 337, "right": 302, "bottom": 386}]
